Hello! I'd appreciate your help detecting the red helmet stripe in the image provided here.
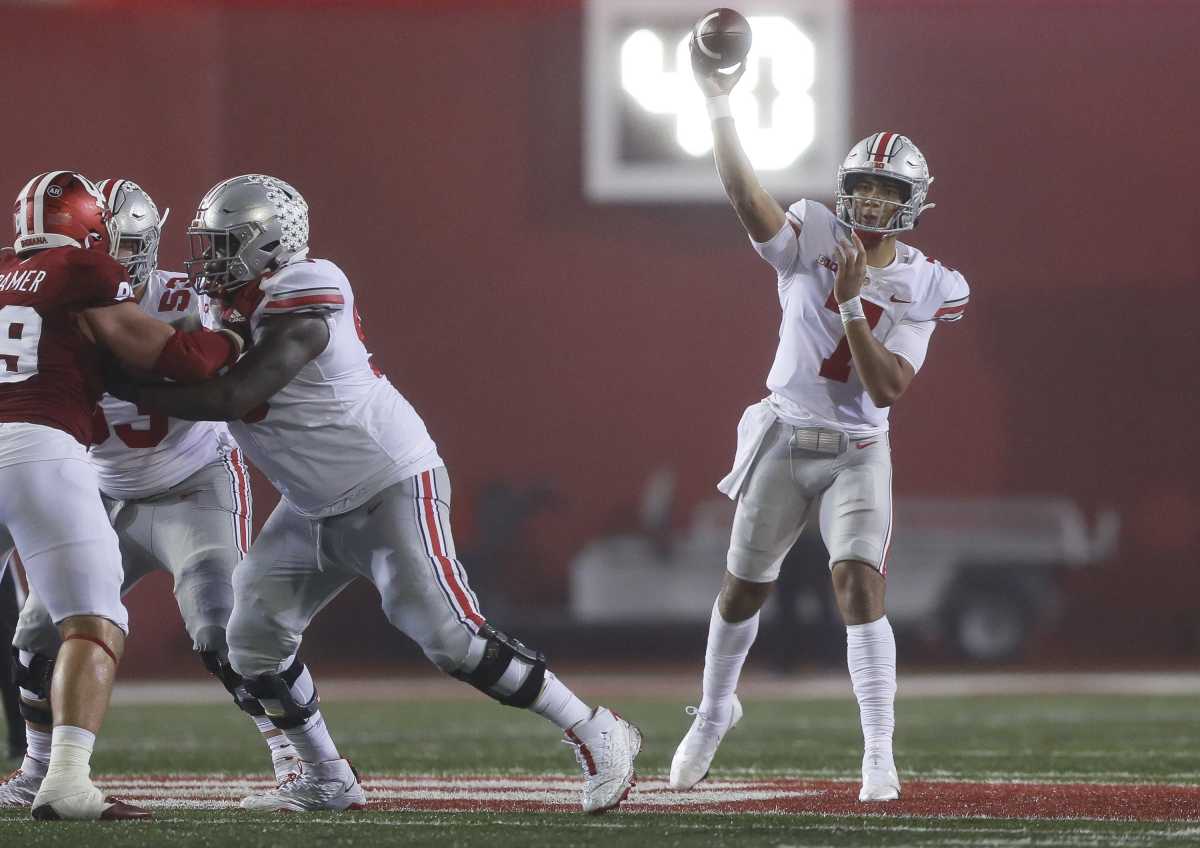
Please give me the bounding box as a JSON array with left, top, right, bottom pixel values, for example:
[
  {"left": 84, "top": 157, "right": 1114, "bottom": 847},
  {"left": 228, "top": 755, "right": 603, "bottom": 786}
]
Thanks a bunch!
[
  {"left": 17, "top": 174, "right": 41, "bottom": 235},
  {"left": 31, "top": 170, "right": 68, "bottom": 236},
  {"left": 102, "top": 179, "right": 125, "bottom": 213},
  {"left": 872, "top": 131, "right": 896, "bottom": 165}
]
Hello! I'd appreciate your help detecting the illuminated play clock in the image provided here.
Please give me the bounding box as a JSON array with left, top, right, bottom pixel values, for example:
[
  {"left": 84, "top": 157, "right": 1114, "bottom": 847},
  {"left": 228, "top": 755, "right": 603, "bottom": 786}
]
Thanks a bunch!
[{"left": 584, "top": 0, "right": 848, "bottom": 202}]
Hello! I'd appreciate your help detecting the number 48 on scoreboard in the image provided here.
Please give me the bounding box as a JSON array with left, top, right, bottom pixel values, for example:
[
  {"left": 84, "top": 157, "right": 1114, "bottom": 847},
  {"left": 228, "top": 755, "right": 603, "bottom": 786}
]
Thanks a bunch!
[{"left": 584, "top": 0, "right": 848, "bottom": 203}]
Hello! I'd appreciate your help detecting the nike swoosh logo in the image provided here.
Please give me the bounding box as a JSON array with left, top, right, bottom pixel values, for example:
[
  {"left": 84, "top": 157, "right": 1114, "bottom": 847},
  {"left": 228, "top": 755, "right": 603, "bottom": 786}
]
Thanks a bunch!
[
  {"left": 855, "top": 441, "right": 878, "bottom": 450},
  {"left": 890, "top": 295, "right": 912, "bottom": 303}
]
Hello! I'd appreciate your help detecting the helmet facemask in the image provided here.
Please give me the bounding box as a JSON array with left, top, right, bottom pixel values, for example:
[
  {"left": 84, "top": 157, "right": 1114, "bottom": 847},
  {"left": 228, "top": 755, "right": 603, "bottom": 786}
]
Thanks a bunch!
[
  {"left": 837, "top": 174, "right": 914, "bottom": 235},
  {"left": 186, "top": 226, "right": 251, "bottom": 297},
  {"left": 115, "top": 224, "right": 162, "bottom": 290}
]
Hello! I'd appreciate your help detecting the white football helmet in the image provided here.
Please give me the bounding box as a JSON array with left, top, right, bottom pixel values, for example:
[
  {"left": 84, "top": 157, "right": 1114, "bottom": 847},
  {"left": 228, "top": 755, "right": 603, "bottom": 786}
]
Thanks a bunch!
[
  {"left": 185, "top": 174, "right": 309, "bottom": 297},
  {"left": 835, "top": 132, "right": 934, "bottom": 235},
  {"left": 96, "top": 179, "right": 169, "bottom": 289}
]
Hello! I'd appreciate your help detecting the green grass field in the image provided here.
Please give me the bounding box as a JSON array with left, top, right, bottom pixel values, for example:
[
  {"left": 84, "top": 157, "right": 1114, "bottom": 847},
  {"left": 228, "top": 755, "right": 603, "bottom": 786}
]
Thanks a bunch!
[{"left": 2, "top": 688, "right": 1199, "bottom": 846}]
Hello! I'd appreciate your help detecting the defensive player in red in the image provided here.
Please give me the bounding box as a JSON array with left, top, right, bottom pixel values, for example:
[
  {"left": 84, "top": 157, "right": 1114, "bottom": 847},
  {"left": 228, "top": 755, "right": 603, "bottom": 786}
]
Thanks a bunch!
[{"left": 0, "top": 170, "right": 243, "bottom": 820}]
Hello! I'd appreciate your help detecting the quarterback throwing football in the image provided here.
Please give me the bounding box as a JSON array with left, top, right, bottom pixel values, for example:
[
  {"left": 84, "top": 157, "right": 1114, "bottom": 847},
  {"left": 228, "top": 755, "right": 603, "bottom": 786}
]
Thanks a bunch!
[{"left": 670, "top": 40, "right": 970, "bottom": 801}]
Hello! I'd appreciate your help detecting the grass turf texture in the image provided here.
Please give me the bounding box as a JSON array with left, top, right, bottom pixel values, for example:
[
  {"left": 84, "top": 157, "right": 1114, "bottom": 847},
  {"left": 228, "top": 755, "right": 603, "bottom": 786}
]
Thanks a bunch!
[{"left": 2, "top": 692, "right": 1198, "bottom": 846}]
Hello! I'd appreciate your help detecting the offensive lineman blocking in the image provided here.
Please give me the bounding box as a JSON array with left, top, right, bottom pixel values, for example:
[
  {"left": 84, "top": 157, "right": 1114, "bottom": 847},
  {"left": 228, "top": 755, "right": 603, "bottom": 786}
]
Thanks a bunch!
[
  {"left": 118, "top": 174, "right": 642, "bottom": 814},
  {"left": 669, "top": 43, "right": 970, "bottom": 800},
  {"left": 0, "top": 180, "right": 298, "bottom": 810}
]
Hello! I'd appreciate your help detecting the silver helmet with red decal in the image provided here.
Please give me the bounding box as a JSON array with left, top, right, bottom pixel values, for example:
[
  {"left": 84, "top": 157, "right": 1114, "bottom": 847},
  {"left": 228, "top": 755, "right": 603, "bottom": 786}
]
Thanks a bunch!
[
  {"left": 96, "top": 179, "right": 169, "bottom": 290},
  {"left": 834, "top": 132, "right": 934, "bottom": 235},
  {"left": 185, "top": 174, "right": 309, "bottom": 297}
]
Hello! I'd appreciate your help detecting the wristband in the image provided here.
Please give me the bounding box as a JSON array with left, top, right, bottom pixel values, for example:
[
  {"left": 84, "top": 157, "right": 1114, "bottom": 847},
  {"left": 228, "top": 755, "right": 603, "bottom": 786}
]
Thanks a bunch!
[
  {"left": 706, "top": 95, "right": 732, "bottom": 121},
  {"left": 839, "top": 296, "right": 867, "bottom": 326}
]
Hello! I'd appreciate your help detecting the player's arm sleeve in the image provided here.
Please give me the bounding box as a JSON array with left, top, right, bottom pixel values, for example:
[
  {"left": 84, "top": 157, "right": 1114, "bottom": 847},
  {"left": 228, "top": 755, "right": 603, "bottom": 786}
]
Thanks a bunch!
[
  {"left": 883, "top": 318, "right": 937, "bottom": 374},
  {"left": 932, "top": 268, "right": 970, "bottom": 323},
  {"left": 749, "top": 201, "right": 806, "bottom": 276},
  {"left": 261, "top": 265, "right": 345, "bottom": 318}
]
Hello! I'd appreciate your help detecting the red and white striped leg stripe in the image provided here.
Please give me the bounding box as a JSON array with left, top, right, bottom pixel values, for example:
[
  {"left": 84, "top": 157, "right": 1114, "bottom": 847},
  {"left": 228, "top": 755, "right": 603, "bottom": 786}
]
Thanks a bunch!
[
  {"left": 415, "top": 470, "right": 484, "bottom": 631},
  {"left": 222, "top": 448, "right": 253, "bottom": 557}
]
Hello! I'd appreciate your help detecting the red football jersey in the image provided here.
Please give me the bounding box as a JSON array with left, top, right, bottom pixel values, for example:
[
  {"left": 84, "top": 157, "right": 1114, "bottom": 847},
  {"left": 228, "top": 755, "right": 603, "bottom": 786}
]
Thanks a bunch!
[{"left": 0, "top": 246, "right": 134, "bottom": 445}]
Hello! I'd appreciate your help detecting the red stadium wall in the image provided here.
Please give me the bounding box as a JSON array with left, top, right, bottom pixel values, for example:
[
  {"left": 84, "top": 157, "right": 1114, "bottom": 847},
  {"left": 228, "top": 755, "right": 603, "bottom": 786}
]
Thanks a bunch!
[{"left": 2, "top": 1, "right": 1196, "bottom": 670}]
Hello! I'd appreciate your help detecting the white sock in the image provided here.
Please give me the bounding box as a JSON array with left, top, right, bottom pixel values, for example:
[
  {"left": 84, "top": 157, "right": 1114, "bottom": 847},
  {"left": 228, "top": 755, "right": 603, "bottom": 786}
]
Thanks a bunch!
[
  {"left": 530, "top": 671, "right": 592, "bottom": 732},
  {"left": 846, "top": 615, "right": 897, "bottom": 759},
  {"left": 253, "top": 715, "right": 299, "bottom": 780},
  {"left": 43, "top": 726, "right": 95, "bottom": 785},
  {"left": 283, "top": 711, "right": 340, "bottom": 764},
  {"left": 698, "top": 600, "right": 759, "bottom": 723},
  {"left": 22, "top": 727, "right": 51, "bottom": 775}
]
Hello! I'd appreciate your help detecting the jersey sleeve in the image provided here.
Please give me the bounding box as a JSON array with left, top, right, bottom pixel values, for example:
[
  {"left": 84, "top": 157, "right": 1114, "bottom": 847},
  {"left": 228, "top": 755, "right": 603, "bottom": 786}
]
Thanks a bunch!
[
  {"left": 66, "top": 249, "right": 136, "bottom": 309},
  {"left": 884, "top": 317, "right": 937, "bottom": 373},
  {"left": 932, "top": 266, "right": 970, "bottom": 323},
  {"left": 260, "top": 259, "right": 346, "bottom": 318},
  {"left": 749, "top": 200, "right": 806, "bottom": 276}
]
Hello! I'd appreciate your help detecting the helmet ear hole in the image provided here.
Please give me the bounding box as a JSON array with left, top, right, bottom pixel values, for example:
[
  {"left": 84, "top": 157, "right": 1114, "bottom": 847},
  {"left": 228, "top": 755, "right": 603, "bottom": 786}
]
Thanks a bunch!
[{"left": 260, "top": 240, "right": 280, "bottom": 253}]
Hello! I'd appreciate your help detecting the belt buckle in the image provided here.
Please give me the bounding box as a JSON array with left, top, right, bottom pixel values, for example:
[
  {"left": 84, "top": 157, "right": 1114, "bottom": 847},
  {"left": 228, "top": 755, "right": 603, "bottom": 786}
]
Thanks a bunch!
[{"left": 791, "top": 427, "right": 844, "bottom": 456}]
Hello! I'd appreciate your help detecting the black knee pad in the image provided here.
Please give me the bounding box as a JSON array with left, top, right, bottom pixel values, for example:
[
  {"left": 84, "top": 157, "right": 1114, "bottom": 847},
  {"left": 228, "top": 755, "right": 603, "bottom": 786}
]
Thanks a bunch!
[
  {"left": 242, "top": 661, "right": 318, "bottom": 730},
  {"left": 12, "top": 648, "right": 53, "bottom": 726},
  {"left": 199, "top": 650, "right": 265, "bottom": 718},
  {"left": 452, "top": 624, "right": 546, "bottom": 709}
]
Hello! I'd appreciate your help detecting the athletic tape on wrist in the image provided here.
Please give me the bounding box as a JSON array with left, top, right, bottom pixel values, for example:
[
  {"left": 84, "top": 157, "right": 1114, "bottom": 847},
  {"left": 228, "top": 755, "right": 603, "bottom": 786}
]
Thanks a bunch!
[
  {"left": 839, "top": 296, "right": 867, "bottom": 326},
  {"left": 706, "top": 95, "right": 732, "bottom": 121}
]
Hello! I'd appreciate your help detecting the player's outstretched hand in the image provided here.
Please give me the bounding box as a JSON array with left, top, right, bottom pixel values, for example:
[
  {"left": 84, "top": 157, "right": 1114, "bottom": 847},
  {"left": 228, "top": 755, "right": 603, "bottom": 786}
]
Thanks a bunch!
[
  {"left": 834, "top": 231, "right": 868, "bottom": 304},
  {"left": 690, "top": 37, "right": 746, "bottom": 98}
]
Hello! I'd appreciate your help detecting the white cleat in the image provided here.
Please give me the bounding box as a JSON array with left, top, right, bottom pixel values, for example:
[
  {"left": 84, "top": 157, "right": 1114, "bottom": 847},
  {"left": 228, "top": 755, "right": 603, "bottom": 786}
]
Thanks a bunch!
[
  {"left": 31, "top": 775, "right": 150, "bottom": 820},
  {"left": 0, "top": 768, "right": 42, "bottom": 807},
  {"left": 858, "top": 749, "right": 901, "bottom": 802},
  {"left": 240, "top": 758, "right": 366, "bottom": 812},
  {"left": 669, "top": 695, "right": 743, "bottom": 790},
  {"left": 564, "top": 706, "right": 642, "bottom": 814}
]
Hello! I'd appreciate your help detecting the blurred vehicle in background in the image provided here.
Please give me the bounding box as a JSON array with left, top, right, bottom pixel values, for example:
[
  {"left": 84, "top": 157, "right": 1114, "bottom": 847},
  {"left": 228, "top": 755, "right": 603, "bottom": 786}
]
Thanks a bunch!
[{"left": 569, "top": 475, "right": 1119, "bottom": 663}]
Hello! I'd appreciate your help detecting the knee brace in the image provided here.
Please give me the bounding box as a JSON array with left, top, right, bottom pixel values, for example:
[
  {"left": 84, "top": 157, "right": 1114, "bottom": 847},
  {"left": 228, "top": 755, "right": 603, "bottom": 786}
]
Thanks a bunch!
[
  {"left": 452, "top": 623, "right": 546, "bottom": 709},
  {"left": 242, "top": 661, "right": 318, "bottom": 730},
  {"left": 199, "top": 650, "right": 265, "bottom": 718},
  {"left": 12, "top": 648, "right": 54, "bottom": 726}
]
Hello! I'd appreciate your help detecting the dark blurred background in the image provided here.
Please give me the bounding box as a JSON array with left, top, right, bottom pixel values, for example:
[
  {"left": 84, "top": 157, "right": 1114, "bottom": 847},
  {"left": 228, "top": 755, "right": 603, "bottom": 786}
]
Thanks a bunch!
[{"left": 1, "top": 0, "right": 1197, "bottom": 674}]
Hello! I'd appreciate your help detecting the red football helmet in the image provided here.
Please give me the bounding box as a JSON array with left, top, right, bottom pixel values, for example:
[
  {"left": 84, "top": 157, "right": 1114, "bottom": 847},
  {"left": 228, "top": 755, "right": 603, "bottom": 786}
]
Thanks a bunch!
[{"left": 12, "top": 170, "right": 118, "bottom": 256}]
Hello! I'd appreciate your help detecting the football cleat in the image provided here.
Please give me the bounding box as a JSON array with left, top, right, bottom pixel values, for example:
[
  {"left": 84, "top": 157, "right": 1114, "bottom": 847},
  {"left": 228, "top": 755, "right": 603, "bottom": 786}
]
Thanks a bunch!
[
  {"left": 564, "top": 707, "right": 642, "bottom": 814},
  {"left": 240, "top": 758, "right": 366, "bottom": 812},
  {"left": 669, "top": 695, "right": 743, "bottom": 790},
  {"left": 0, "top": 768, "right": 41, "bottom": 807},
  {"left": 31, "top": 776, "right": 150, "bottom": 820},
  {"left": 858, "top": 748, "right": 901, "bottom": 802}
]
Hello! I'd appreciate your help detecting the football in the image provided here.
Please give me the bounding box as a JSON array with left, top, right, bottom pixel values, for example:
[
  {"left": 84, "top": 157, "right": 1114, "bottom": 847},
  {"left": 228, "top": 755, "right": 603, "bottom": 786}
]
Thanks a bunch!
[{"left": 691, "top": 8, "right": 752, "bottom": 71}]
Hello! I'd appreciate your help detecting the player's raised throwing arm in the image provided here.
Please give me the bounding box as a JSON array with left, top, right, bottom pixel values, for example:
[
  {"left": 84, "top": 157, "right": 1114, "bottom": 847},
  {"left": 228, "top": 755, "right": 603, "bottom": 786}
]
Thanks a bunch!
[
  {"left": 123, "top": 314, "right": 330, "bottom": 422},
  {"left": 692, "top": 39, "right": 786, "bottom": 243}
]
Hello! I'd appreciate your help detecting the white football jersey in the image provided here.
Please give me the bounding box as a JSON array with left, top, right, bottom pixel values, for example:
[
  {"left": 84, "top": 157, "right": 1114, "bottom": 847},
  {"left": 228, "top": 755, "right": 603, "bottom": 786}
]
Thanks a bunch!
[
  {"left": 751, "top": 200, "right": 970, "bottom": 435},
  {"left": 90, "top": 270, "right": 239, "bottom": 500},
  {"left": 223, "top": 256, "right": 441, "bottom": 519}
]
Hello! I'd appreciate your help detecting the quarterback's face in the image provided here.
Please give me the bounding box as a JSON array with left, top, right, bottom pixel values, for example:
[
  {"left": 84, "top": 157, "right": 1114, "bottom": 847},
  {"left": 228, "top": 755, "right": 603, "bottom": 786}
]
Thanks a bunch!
[{"left": 849, "top": 176, "right": 906, "bottom": 229}]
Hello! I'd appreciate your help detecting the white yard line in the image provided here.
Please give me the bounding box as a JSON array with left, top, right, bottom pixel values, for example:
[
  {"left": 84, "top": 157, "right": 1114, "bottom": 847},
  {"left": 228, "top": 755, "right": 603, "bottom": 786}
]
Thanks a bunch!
[{"left": 111, "top": 671, "right": 1200, "bottom": 705}]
